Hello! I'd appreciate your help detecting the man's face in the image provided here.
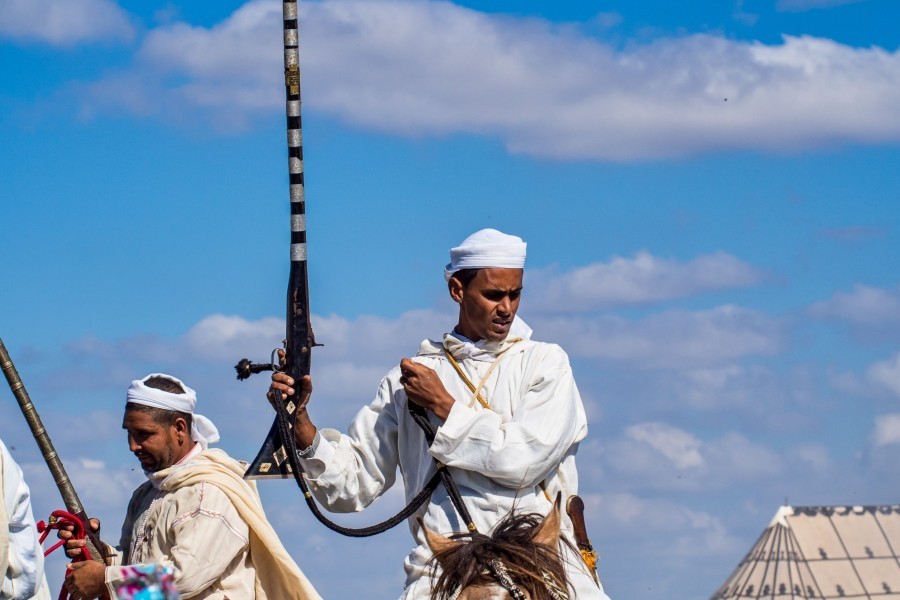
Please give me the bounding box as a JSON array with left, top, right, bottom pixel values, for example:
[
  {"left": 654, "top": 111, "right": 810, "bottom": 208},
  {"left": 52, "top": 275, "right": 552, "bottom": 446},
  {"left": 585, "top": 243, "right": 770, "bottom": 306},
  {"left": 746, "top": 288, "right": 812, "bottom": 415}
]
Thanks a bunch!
[
  {"left": 451, "top": 268, "right": 524, "bottom": 342},
  {"left": 123, "top": 409, "right": 180, "bottom": 472}
]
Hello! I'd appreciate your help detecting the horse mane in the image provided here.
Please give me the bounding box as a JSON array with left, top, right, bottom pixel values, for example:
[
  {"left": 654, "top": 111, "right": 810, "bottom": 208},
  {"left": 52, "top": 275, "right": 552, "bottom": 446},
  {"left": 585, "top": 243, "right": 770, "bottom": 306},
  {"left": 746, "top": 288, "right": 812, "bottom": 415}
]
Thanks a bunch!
[{"left": 429, "top": 509, "right": 572, "bottom": 600}]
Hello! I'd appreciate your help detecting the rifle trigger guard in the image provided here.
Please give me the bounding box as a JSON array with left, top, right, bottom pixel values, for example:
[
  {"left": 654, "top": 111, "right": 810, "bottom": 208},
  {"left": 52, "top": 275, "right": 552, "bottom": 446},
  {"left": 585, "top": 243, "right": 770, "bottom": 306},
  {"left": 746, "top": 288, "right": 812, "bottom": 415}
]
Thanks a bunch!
[{"left": 271, "top": 348, "right": 283, "bottom": 373}]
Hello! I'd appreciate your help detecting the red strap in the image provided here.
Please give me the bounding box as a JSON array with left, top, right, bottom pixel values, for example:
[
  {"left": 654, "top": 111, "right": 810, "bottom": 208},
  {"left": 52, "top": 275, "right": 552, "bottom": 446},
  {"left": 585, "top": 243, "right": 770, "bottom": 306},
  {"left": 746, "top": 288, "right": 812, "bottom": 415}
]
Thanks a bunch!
[{"left": 37, "top": 510, "right": 96, "bottom": 600}]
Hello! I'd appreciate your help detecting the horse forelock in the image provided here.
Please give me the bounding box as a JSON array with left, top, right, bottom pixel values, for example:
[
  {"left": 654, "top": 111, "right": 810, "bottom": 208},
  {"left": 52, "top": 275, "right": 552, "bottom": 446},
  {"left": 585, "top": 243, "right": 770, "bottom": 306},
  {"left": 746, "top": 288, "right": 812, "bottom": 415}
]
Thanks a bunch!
[{"left": 428, "top": 510, "right": 571, "bottom": 600}]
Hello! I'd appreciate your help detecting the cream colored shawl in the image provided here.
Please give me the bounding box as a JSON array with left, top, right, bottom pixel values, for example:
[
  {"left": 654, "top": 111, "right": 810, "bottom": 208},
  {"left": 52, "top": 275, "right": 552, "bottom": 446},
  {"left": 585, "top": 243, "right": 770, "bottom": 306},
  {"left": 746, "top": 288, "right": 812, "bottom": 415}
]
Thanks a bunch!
[{"left": 158, "top": 449, "right": 321, "bottom": 600}]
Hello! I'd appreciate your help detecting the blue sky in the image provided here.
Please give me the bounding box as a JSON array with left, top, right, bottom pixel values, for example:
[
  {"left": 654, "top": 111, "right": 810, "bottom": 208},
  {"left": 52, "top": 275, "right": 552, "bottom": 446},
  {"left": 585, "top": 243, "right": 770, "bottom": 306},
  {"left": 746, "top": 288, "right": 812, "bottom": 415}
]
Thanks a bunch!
[{"left": 2, "top": 0, "right": 900, "bottom": 598}]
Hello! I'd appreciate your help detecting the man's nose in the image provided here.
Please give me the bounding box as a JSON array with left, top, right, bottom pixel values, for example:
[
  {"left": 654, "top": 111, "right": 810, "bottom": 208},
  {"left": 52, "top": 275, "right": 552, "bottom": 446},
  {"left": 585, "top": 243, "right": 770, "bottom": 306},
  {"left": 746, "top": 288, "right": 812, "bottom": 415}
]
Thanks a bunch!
[
  {"left": 498, "top": 296, "right": 512, "bottom": 315},
  {"left": 128, "top": 436, "right": 140, "bottom": 452}
]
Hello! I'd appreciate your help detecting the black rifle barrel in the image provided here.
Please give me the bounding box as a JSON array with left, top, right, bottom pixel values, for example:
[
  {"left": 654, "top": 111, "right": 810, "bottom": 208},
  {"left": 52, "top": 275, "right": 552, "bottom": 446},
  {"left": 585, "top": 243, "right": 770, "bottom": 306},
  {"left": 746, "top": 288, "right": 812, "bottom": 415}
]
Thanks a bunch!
[
  {"left": 282, "top": 0, "right": 315, "bottom": 401},
  {"left": 0, "top": 338, "right": 108, "bottom": 562},
  {"left": 243, "top": 0, "right": 315, "bottom": 480}
]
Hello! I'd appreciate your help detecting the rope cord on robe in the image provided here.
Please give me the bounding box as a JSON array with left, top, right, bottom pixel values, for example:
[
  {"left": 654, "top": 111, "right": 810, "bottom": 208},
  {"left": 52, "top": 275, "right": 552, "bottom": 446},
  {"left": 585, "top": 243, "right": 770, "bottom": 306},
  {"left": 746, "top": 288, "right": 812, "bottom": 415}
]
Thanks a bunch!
[
  {"left": 443, "top": 351, "right": 491, "bottom": 409},
  {"left": 270, "top": 388, "right": 476, "bottom": 537},
  {"left": 448, "top": 346, "right": 602, "bottom": 582},
  {"left": 444, "top": 347, "right": 554, "bottom": 504},
  {"left": 443, "top": 343, "right": 521, "bottom": 410},
  {"left": 36, "top": 510, "right": 102, "bottom": 600}
]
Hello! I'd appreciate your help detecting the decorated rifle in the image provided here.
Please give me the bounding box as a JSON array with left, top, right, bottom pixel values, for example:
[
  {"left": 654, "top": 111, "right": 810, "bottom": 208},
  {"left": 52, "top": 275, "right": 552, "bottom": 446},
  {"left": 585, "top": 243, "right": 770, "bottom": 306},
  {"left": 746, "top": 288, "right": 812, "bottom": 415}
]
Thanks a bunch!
[
  {"left": 0, "top": 338, "right": 109, "bottom": 563},
  {"left": 231, "top": 0, "right": 470, "bottom": 539},
  {"left": 236, "top": 0, "right": 315, "bottom": 480}
]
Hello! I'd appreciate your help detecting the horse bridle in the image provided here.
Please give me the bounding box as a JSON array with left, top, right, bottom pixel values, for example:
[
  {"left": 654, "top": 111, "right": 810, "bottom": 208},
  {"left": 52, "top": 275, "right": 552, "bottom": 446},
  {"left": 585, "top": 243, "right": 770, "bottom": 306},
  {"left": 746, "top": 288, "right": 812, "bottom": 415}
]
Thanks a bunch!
[
  {"left": 446, "top": 559, "right": 569, "bottom": 600},
  {"left": 485, "top": 559, "right": 529, "bottom": 600}
]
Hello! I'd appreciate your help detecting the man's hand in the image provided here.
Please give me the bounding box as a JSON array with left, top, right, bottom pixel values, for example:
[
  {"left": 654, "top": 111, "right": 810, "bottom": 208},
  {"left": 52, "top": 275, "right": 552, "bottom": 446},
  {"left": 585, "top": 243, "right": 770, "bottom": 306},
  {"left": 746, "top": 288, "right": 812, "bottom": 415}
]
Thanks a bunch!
[
  {"left": 57, "top": 518, "right": 101, "bottom": 560},
  {"left": 399, "top": 358, "right": 456, "bottom": 420},
  {"left": 65, "top": 560, "right": 107, "bottom": 599},
  {"left": 268, "top": 372, "right": 313, "bottom": 412},
  {"left": 268, "top": 349, "right": 313, "bottom": 411},
  {"left": 268, "top": 353, "right": 317, "bottom": 449}
]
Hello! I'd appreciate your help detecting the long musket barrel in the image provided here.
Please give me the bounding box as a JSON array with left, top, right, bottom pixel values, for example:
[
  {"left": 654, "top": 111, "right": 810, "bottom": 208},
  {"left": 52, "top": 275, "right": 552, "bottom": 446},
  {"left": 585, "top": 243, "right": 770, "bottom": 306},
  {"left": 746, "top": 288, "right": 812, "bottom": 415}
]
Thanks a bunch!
[
  {"left": 0, "top": 338, "right": 108, "bottom": 562},
  {"left": 242, "top": 0, "right": 315, "bottom": 479},
  {"left": 232, "top": 3, "right": 469, "bottom": 538}
]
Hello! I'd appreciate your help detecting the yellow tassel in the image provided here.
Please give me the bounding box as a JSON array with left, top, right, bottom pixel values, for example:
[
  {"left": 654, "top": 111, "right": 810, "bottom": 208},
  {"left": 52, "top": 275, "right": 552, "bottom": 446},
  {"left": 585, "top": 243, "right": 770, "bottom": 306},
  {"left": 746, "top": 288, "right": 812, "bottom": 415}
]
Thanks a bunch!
[{"left": 581, "top": 548, "right": 599, "bottom": 574}]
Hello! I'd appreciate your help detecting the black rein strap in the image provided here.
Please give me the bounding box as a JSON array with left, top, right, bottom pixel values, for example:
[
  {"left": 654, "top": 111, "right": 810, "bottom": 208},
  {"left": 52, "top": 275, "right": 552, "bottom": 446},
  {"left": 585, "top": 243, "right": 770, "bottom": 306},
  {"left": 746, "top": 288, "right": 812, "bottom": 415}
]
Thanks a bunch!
[{"left": 271, "top": 389, "right": 476, "bottom": 537}]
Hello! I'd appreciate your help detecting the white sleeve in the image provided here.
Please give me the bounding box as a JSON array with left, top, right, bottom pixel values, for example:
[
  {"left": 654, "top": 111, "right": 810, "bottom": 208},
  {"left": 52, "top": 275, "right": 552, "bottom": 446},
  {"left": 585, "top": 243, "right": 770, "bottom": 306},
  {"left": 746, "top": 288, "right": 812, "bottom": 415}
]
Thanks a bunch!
[
  {"left": 428, "top": 347, "right": 589, "bottom": 489},
  {"left": 1, "top": 440, "right": 45, "bottom": 600},
  {"left": 297, "top": 374, "right": 402, "bottom": 512}
]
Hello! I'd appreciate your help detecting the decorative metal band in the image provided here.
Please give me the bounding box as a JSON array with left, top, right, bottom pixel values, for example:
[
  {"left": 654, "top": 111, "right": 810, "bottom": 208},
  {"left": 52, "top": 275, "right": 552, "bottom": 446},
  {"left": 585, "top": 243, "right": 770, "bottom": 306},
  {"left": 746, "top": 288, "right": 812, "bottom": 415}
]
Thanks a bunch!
[
  {"left": 291, "top": 243, "right": 308, "bottom": 261},
  {"left": 285, "top": 0, "right": 305, "bottom": 262}
]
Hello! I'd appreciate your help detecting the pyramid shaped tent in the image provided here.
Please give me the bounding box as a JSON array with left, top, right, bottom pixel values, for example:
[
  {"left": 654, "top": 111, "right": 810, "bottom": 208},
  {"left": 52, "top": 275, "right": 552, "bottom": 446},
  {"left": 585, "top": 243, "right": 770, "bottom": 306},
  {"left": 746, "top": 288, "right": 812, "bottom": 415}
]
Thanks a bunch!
[{"left": 712, "top": 505, "right": 900, "bottom": 599}]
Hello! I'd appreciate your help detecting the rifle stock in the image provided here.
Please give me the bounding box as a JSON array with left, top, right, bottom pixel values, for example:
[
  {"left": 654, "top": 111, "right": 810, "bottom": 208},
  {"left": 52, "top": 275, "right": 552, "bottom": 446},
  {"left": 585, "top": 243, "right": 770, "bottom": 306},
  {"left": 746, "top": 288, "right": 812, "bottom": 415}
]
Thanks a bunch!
[{"left": 0, "top": 338, "right": 109, "bottom": 564}]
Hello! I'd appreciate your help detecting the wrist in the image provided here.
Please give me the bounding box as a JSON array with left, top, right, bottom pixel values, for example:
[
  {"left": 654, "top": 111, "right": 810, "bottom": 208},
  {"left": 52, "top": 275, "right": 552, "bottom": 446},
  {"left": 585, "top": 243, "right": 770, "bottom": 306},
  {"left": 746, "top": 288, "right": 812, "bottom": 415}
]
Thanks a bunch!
[
  {"left": 297, "top": 430, "right": 321, "bottom": 457},
  {"left": 433, "top": 392, "right": 456, "bottom": 420},
  {"left": 294, "top": 414, "right": 317, "bottom": 447}
]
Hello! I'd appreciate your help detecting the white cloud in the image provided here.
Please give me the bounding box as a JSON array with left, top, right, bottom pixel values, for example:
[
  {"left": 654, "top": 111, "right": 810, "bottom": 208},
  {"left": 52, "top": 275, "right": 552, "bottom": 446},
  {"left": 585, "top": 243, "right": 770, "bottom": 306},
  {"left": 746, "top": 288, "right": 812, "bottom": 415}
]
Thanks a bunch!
[
  {"left": 626, "top": 422, "right": 705, "bottom": 470},
  {"left": 872, "top": 414, "right": 900, "bottom": 447},
  {"left": 0, "top": 0, "right": 134, "bottom": 45},
  {"left": 867, "top": 352, "right": 900, "bottom": 397},
  {"left": 777, "top": 0, "right": 869, "bottom": 11},
  {"left": 40, "top": 310, "right": 455, "bottom": 436},
  {"left": 21, "top": 456, "right": 143, "bottom": 528},
  {"left": 583, "top": 492, "right": 744, "bottom": 557},
  {"left": 606, "top": 424, "right": 783, "bottom": 491},
  {"left": 792, "top": 444, "right": 832, "bottom": 473},
  {"left": 593, "top": 12, "right": 623, "bottom": 29},
  {"left": 677, "top": 365, "right": 766, "bottom": 410},
  {"left": 810, "top": 284, "right": 900, "bottom": 325},
  {"left": 79, "top": 0, "right": 900, "bottom": 160},
  {"left": 816, "top": 225, "right": 887, "bottom": 242},
  {"left": 704, "top": 432, "right": 782, "bottom": 480},
  {"left": 182, "top": 309, "right": 451, "bottom": 366},
  {"left": 580, "top": 364, "right": 824, "bottom": 441},
  {"left": 533, "top": 305, "right": 784, "bottom": 368},
  {"left": 527, "top": 251, "right": 763, "bottom": 312},
  {"left": 183, "top": 314, "right": 285, "bottom": 361},
  {"left": 733, "top": 0, "right": 759, "bottom": 26}
]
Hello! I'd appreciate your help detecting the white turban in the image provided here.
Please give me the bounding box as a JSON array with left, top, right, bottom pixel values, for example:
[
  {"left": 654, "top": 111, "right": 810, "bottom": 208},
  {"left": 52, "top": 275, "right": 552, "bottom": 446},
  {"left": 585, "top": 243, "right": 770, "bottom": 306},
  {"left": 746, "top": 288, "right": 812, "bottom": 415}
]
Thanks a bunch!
[
  {"left": 444, "top": 228, "right": 527, "bottom": 281},
  {"left": 126, "top": 373, "right": 220, "bottom": 449}
]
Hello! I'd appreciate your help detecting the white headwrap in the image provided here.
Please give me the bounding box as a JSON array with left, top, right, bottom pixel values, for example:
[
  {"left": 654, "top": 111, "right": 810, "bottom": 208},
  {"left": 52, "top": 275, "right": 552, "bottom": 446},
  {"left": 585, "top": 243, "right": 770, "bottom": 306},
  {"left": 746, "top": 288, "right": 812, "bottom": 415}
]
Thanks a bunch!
[
  {"left": 444, "top": 228, "right": 527, "bottom": 282},
  {"left": 126, "top": 373, "right": 220, "bottom": 449}
]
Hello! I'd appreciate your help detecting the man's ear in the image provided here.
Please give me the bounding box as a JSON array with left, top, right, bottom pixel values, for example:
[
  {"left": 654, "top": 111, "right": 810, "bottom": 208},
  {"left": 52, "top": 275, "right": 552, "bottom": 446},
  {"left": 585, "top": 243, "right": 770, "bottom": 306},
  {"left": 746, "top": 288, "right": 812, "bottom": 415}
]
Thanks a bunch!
[
  {"left": 448, "top": 276, "right": 465, "bottom": 304},
  {"left": 173, "top": 417, "right": 189, "bottom": 441}
]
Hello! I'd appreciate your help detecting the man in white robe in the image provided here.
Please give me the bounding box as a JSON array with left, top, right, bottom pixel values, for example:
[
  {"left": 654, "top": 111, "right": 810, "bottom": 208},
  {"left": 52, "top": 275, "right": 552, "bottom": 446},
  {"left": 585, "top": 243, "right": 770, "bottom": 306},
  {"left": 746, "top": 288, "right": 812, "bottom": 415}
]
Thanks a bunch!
[
  {"left": 62, "top": 374, "right": 320, "bottom": 600},
  {"left": 271, "top": 229, "right": 612, "bottom": 599},
  {"left": 1, "top": 437, "right": 49, "bottom": 600}
]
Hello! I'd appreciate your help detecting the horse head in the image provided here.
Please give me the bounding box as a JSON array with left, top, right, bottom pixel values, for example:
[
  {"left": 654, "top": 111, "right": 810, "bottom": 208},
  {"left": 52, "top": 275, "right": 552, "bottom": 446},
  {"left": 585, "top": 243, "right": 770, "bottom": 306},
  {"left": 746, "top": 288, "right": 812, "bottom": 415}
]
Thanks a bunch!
[{"left": 422, "top": 493, "right": 570, "bottom": 600}]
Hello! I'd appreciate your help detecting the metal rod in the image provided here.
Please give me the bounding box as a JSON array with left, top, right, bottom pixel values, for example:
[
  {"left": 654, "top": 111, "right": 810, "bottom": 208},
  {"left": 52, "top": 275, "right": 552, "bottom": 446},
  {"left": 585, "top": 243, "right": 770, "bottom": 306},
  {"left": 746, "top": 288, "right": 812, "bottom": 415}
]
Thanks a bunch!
[
  {"left": 0, "top": 338, "right": 84, "bottom": 515},
  {"left": 0, "top": 338, "right": 107, "bottom": 562}
]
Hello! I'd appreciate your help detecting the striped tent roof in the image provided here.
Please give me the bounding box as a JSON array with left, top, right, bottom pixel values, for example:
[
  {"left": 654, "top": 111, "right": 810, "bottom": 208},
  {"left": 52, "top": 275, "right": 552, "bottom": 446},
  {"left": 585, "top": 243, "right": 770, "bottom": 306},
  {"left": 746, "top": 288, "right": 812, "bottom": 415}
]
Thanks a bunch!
[{"left": 711, "top": 505, "right": 900, "bottom": 599}]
